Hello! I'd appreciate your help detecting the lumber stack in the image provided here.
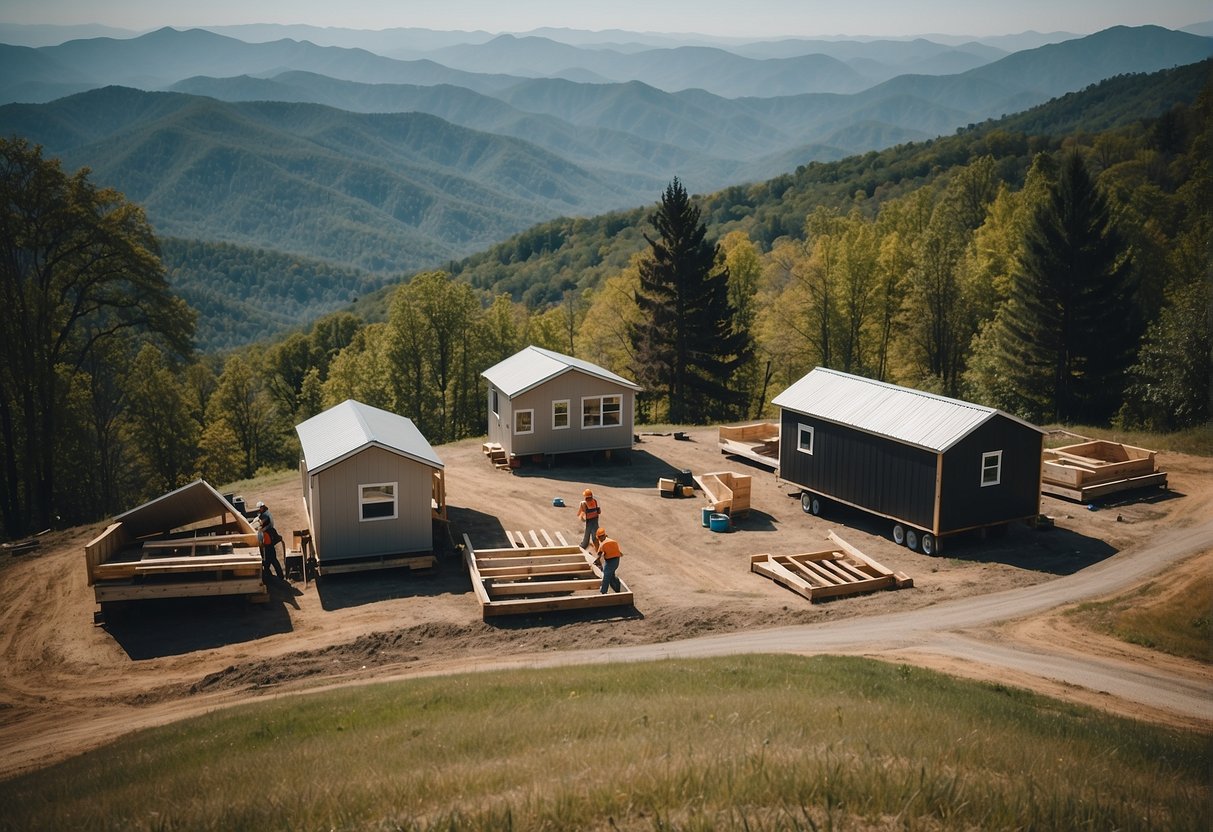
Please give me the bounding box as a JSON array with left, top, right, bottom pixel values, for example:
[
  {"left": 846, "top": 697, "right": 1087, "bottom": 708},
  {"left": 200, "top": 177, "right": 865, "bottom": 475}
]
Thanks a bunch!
[
  {"left": 694, "top": 471, "right": 752, "bottom": 517},
  {"left": 751, "top": 531, "right": 912, "bottom": 603},
  {"left": 463, "top": 529, "right": 633, "bottom": 618},
  {"left": 1041, "top": 440, "right": 1167, "bottom": 501},
  {"left": 482, "top": 442, "right": 511, "bottom": 469}
]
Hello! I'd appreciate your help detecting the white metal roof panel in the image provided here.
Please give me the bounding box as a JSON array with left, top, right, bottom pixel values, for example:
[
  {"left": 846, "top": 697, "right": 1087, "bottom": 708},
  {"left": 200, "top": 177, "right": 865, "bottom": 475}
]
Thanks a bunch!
[
  {"left": 115, "top": 479, "right": 255, "bottom": 538},
  {"left": 481, "top": 345, "right": 642, "bottom": 398},
  {"left": 296, "top": 399, "right": 443, "bottom": 474},
  {"left": 771, "top": 368, "right": 1040, "bottom": 453}
]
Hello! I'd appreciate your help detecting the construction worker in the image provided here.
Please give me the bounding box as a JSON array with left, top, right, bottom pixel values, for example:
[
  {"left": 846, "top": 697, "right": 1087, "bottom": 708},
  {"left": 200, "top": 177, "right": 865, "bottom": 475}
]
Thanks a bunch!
[
  {"left": 592, "top": 527, "right": 623, "bottom": 594},
  {"left": 254, "top": 501, "right": 284, "bottom": 581},
  {"left": 578, "top": 488, "right": 601, "bottom": 549}
]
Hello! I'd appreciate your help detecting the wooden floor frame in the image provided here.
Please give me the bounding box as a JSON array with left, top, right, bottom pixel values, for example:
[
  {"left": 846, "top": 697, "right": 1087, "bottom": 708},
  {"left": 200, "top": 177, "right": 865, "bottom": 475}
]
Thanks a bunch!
[
  {"left": 463, "top": 528, "right": 633, "bottom": 618},
  {"left": 751, "top": 531, "right": 912, "bottom": 603}
]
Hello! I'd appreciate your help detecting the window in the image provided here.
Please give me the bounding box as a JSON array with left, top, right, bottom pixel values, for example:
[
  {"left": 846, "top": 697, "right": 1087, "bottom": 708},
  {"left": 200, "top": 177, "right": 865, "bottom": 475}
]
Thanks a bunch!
[
  {"left": 583, "top": 394, "right": 622, "bottom": 428},
  {"left": 797, "top": 423, "right": 815, "bottom": 455},
  {"left": 515, "top": 409, "right": 534, "bottom": 434},
  {"left": 360, "top": 482, "right": 398, "bottom": 521},
  {"left": 491, "top": 389, "right": 499, "bottom": 416},
  {"left": 981, "top": 451, "right": 1002, "bottom": 486},
  {"left": 552, "top": 399, "right": 569, "bottom": 430}
]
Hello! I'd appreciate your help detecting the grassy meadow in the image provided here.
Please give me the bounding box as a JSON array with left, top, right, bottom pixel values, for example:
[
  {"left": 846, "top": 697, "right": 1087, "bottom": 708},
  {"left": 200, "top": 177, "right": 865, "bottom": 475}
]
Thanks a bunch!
[{"left": 1, "top": 655, "right": 1207, "bottom": 831}]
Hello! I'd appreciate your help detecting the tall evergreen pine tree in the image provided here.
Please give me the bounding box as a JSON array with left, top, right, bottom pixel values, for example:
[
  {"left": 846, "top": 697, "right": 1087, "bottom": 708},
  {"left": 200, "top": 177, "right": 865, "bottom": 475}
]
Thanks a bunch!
[
  {"left": 986, "top": 152, "right": 1136, "bottom": 423},
  {"left": 631, "top": 179, "right": 751, "bottom": 423}
]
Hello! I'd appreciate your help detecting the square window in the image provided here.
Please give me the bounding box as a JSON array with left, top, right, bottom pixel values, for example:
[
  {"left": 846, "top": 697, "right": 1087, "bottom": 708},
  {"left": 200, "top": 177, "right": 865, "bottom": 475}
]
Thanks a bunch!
[
  {"left": 360, "top": 482, "right": 397, "bottom": 521},
  {"left": 553, "top": 400, "right": 569, "bottom": 430},
  {"left": 797, "top": 424, "right": 814, "bottom": 455},
  {"left": 981, "top": 451, "right": 1002, "bottom": 486},
  {"left": 515, "top": 409, "right": 534, "bottom": 434},
  {"left": 602, "top": 396, "right": 621, "bottom": 426},
  {"left": 583, "top": 394, "right": 623, "bottom": 429}
]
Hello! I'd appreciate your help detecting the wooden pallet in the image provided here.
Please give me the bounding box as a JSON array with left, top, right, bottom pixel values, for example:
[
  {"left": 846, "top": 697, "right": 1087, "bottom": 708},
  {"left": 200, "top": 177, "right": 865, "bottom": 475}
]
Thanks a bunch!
[
  {"left": 751, "top": 531, "right": 912, "bottom": 603},
  {"left": 463, "top": 529, "right": 633, "bottom": 618},
  {"left": 1042, "top": 441, "right": 1167, "bottom": 501},
  {"left": 718, "top": 422, "right": 780, "bottom": 470}
]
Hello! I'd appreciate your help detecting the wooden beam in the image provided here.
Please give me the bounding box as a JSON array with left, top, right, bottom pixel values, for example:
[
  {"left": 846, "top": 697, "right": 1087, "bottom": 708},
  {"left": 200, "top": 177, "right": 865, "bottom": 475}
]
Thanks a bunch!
[{"left": 826, "top": 531, "right": 893, "bottom": 576}]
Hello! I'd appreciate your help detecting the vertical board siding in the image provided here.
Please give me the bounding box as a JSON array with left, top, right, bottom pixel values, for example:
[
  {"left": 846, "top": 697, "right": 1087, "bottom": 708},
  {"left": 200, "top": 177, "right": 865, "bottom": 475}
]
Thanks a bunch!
[
  {"left": 939, "top": 417, "right": 1042, "bottom": 531},
  {"left": 314, "top": 446, "right": 434, "bottom": 562},
  {"left": 506, "top": 371, "right": 635, "bottom": 457}
]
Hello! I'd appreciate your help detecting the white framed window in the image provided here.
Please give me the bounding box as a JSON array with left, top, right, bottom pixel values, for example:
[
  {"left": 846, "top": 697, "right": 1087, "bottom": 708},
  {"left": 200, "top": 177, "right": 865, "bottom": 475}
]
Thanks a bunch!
[
  {"left": 582, "top": 394, "right": 622, "bottom": 428},
  {"left": 981, "top": 450, "right": 1002, "bottom": 486},
  {"left": 552, "top": 399, "right": 570, "bottom": 430},
  {"left": 515, "top": 409, "right": 534, "bottom": 434},
  {"left": 360, "top": 482, "right": 398, "bottom": 521},
  {"left": 491, "top": 389, "right": 499, "bottom": 416},
  {"left": 797, "top": 423, "right": 815, "bottom": 455}
]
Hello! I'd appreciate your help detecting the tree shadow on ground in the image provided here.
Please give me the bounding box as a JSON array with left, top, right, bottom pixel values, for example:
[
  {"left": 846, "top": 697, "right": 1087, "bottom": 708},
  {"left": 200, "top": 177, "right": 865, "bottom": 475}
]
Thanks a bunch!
[
  {"left": 313, "top": 561, "right": 469, "bottom": 612},
  {"left": 101, "top": 583, "right": 299, "bottom": 660}
]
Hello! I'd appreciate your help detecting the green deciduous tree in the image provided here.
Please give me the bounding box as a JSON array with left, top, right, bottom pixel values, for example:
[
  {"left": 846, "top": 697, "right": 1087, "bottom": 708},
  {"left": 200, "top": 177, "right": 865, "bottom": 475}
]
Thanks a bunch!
[
  {"left": 0, "top": 138, "right": 194, "bottom": 537},
  {"left": 630, "top": 179, "right": 751, "bottom": 423}
]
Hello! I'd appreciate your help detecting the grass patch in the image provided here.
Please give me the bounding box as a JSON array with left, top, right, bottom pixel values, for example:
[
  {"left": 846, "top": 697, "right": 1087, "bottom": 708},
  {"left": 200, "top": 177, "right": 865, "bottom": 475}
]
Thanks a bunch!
[
  {"left": 1066, "top": 562, "right": 1212, "bottom": 663},
  {"left": 1, "top": 655, "right": 1207, "bottom": 831},
  {"left": 1044, "top": 423, "right": 1213, "bottom": 456}
]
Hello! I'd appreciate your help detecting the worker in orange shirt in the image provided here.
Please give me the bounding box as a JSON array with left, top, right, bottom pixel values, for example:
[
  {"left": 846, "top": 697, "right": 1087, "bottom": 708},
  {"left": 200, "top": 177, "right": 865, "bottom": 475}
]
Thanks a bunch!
[
  {"left": 578, "top": 487, "right": 601, "bottom": 549},
  {"left": 592, "top": 527, "right": 623, "bottom": 594}
]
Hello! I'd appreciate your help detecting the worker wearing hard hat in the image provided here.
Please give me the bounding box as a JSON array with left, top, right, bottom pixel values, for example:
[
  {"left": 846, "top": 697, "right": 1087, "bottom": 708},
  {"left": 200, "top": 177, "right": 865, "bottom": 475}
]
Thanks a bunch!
[
  {"left": 577, "top": 487, "right": 601, "bottom": 549},
  {"left": 592, "top": 527, "right": 623, "bottom": 594}
]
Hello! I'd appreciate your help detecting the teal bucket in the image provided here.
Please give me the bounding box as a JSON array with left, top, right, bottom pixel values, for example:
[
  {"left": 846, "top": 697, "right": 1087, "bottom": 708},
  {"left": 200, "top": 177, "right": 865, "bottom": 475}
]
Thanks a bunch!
[
  {"left": 701, "top": 507, "right": 712, "bottom": 527},
  {"left": 709, "top": 513, "right": 730, "bottom": 532}
]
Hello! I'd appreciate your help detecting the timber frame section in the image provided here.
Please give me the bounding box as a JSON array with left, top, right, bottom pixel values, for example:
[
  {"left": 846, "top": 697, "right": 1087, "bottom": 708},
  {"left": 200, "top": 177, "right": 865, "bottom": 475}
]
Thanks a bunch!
[
  {"left": 718, "top": 422, "right": 780, "bottom": 470},
  {"left": 463, "top": 529, "right": 632, "bottom": 618},
  {"left": 751, "top": 531, "right": 912, "bottom": 603}
]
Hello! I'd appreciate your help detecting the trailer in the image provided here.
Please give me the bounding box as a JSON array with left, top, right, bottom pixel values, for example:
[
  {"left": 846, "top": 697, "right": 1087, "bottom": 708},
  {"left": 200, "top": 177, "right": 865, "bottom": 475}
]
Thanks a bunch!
[{"left": 772, "top": 368, "right": 1045, "bottom": 555}]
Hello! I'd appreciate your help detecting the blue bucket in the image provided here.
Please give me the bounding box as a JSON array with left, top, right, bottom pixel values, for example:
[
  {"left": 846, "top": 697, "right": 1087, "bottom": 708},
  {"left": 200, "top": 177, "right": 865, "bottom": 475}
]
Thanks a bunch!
[
  {"left": 701, "top": 507, "right": 712, "bottom": 527},
  {"left": 709, "top": 513, "right": 730, "bottom": 532},
  {"left": 553, "top": 497, "right": 565, "bottom": 507}
]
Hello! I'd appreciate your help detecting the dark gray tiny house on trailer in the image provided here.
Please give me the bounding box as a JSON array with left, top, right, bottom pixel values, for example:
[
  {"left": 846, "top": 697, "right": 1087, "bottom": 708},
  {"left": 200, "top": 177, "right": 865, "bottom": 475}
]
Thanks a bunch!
[{"left": 773, "top": 368, "right": 1044, "bottom": 554}]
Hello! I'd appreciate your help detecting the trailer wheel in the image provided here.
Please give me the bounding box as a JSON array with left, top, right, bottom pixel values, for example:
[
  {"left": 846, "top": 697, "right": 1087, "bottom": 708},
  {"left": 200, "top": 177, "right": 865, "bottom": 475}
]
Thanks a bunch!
[
  {"left": 905, "top": 529, "right": 919, "bottom": 552},
  {"left": 800, "top": 492, "right": 824, "bottom": 515},
  {"left": 921, "top": 533, "right": 937, "bottom": 556},
  {"left": 892, "top": 523, "right": 906, "bottom": 546}
]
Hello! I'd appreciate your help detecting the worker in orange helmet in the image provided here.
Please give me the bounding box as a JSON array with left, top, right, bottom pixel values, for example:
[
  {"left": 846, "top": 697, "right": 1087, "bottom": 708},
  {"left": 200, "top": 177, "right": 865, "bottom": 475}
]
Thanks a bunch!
[
  {"left": 592, "top": 527, "right": 623, "bottom": 594},
  {"left": 577, "top": 487, "right": 601, "bottom": 549}
]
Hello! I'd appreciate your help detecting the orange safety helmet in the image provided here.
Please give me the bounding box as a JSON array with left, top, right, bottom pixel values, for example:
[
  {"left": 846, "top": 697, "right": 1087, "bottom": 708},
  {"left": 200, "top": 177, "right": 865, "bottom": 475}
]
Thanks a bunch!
[
  {"left": 595, "top": 527, "right": 607, "bottom": 540},
  {"left": 583, "top": 488, "right": 593, "bottom": 497}
]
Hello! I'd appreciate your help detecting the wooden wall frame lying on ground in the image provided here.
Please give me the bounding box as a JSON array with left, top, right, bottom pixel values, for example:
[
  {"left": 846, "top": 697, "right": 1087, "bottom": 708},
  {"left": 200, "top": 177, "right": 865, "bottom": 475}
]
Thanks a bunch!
[
  {"left": 718, "top": 422, "right": 780, "bottom": 470},
  {"left": 463, "top": 529, "right": 633, "bottom": 618},
  {"left": 1041, "top": 440, "right": 1167, "bottom": 502},
  {"left": 751, "top": 531, "right": 912, "bottom": 603}
]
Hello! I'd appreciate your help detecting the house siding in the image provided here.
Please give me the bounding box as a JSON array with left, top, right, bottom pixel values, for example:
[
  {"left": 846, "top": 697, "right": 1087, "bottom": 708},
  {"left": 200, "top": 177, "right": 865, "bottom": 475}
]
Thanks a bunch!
[
  {"left": 311, "top": 445, "right": 434, "bottom": 562},
  {"left": 500, "top": 371, "right": 635, "bottom": 457},
  {"left": 939, "top": 417, "right": 1042, "bottom": 531}
]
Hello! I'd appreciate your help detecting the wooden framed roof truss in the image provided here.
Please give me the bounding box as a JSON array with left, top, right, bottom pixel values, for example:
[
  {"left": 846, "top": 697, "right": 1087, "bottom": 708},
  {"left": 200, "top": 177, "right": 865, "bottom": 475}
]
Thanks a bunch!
[
  {"left": 751, "top": 531, "right": 912, "bottom": 603},
  {"left": 463, "top": 528, "right": 633, "bottom": 618}
]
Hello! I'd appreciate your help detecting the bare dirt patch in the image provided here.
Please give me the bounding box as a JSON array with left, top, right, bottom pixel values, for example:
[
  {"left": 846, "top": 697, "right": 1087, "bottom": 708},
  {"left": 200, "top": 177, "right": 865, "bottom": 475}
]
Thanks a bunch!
[{"left": 0, "top": 427, "right": 1208, "bottom": 779}]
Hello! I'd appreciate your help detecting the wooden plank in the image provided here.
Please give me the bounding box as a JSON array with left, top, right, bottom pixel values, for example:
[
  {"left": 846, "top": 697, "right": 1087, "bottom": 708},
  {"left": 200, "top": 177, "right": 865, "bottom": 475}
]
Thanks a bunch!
[
  {"left": 771, "top": 556, "right": 828, "bottom": 588},
  {"left": 529, "top": 530, "right": 542, "bottom": 548},
  {"left": 477, "top": 553, "right": 591, "bottom": 569},
  {"left": 754, "top": 559, "right": 818, "bottom": 600},
  {"left": 93, "top": 577, "right": 265, "bottom": 602},
  {"left": 477, "top": 563, "right": 595, "bottom": 578},
  {"left": 539, "top": 529, "right": 556, "bottom": 546},
  {"left": 795, "top": 558, "right": 846, "bottom": 585},
  {"left": 463, "top": 533, "right": 494, "bottom": 608},
  {"left": 480, "top": 590, "right": 633, "bottom": 617},
  {"left": 472, "top": 545, "right": 582, "bottom": 558},
  {"left": 318, "top": 555, "right": 435, "bottom": 575},
  {"left": 555, "top": 531, "right": 570, "bottom": 547},
  {"left": 826, "top": 531, "right": 894, "bottom": 577},
  {"left": 487, "top": 578, "right": 603, "bottom": 596},
  {"left": 818, "top": 558, "right": 862, "bottom": 583}
]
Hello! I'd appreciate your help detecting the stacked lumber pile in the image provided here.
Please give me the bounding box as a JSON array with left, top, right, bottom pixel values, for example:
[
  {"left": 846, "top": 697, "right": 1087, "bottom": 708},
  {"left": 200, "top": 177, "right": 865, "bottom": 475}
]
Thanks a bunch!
[
  {"left": 1041, "top": 440, "right": 1167, "bottom": 502},
  {"left": 694, "top": 471, "right": 751, "bottom": 517},
  {"left": 751, "top": 531, "right": 912, "bottom": 603},
  {"left": 463, "top": 529, "right": 632, "bottom": 618},
  {"left": 482, "top": 442, "right": 511, "bottom": 469},
  {"left": 718, "top": 422, "right": 779, "bottom": 469}
]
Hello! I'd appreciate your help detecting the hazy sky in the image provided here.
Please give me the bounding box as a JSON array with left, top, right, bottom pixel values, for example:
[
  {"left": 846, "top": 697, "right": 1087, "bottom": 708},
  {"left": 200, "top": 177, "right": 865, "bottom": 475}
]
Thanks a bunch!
[{"left": 3, "top": 0, "right": 1209, "bottom": 38}]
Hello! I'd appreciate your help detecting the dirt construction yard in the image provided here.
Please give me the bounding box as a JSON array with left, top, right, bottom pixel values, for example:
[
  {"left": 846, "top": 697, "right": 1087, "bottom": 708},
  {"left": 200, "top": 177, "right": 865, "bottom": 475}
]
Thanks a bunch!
[{"left": 1, "top": 426, "right": 1210, "bottom": 779}]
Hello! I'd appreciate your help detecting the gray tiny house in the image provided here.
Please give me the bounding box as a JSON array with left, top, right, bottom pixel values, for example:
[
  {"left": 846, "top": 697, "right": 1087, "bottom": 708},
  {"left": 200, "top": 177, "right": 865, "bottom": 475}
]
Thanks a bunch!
[
  {"left": 772, "top": 368, "right": 1044, "bottom": 554},
  {"left": 482, "top": 346, "right": 642, "bottom": 461},
  {"left": 296, "top": 400, "right": 445, "bottom": 571}
]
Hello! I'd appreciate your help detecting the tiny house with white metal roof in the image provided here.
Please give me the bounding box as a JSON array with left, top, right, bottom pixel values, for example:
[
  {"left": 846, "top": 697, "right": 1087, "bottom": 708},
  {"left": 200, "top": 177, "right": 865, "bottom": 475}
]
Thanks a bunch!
[
  {"left": 296, "top": 400, "right": 445, "bottom": 572},
  {"left": 481, "top": 346, "right": 642, "bottom": 461},
  {"left": 773, "top": 368, "right": 1044, "bottom": 554}
]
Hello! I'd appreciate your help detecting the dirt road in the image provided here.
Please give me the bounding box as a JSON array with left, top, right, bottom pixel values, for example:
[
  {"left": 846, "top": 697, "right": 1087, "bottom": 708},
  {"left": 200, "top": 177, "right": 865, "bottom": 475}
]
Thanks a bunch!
[{"left": 0, "top": 428, "right": 1209, "bottom": 780}]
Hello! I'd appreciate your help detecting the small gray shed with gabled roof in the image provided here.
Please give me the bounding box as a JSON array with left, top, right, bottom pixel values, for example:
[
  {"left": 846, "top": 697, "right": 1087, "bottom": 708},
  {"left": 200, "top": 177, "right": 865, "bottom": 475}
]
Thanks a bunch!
[
  {"left": 296, "top": 400, "right": 445, "bottom": 567},
  {"left": 482, "top": 346, "right": 642, "bottom": 460},
  {"left": 773, "top": 368, "right": 1044, "bottom": 554}
]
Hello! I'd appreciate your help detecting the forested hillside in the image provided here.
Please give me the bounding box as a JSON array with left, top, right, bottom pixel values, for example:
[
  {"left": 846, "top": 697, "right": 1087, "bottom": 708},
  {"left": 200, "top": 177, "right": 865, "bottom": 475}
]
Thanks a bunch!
[{"left": 0, "top": 58, "right": 1208, "bottom": 542}]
